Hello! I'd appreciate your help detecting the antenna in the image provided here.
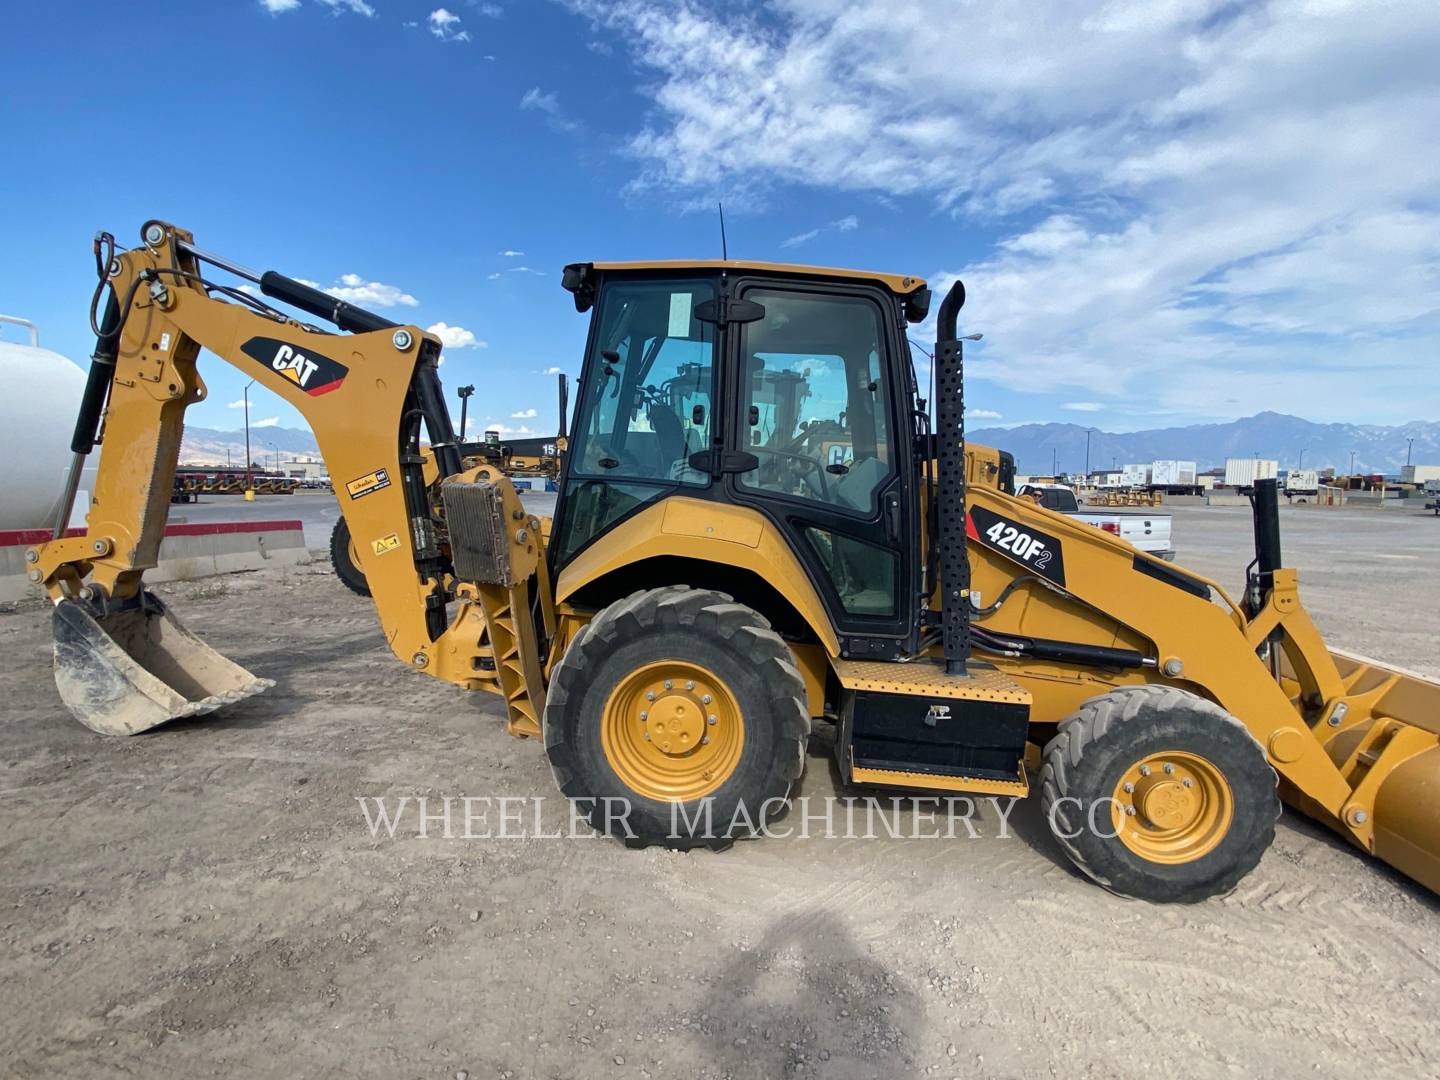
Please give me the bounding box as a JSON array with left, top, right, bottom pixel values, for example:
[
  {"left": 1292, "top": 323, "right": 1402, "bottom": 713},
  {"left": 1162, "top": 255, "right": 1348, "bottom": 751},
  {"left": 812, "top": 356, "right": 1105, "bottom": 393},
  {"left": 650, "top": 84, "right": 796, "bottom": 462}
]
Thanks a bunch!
[{"left": 718, "top": 202, "right": 729, "bottom": 261}]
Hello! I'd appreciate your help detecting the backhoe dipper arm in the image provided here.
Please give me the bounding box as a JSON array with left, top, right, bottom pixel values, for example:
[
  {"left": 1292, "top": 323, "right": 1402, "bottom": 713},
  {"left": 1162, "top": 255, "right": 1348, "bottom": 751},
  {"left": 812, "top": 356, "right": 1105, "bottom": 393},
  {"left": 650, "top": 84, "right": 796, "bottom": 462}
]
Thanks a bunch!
[{"left": 29, "top": 222, "right": 545, "bottom": 735}]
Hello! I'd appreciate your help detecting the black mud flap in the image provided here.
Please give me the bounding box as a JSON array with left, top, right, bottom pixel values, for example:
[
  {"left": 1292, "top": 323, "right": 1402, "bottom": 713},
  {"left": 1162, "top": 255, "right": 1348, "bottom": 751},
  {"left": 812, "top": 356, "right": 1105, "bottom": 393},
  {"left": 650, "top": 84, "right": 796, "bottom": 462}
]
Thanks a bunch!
[{"left": 52, "top": 592, "right": 273, "bottom": 736}]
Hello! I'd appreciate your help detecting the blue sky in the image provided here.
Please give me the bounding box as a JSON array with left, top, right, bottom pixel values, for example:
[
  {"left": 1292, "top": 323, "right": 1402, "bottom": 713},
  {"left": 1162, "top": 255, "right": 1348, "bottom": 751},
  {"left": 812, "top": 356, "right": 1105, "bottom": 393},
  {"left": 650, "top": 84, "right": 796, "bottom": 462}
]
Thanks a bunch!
[{"left": 2, "top": 1, "right": 1436, "bottom": 439}]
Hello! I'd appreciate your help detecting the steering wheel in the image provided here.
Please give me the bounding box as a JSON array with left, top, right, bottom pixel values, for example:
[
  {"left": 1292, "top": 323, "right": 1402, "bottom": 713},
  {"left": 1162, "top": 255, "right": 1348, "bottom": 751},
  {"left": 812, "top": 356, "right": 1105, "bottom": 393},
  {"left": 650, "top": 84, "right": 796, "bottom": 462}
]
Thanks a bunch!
[{"left": 748, "top": 447, "right": 829, "bottom": 501}]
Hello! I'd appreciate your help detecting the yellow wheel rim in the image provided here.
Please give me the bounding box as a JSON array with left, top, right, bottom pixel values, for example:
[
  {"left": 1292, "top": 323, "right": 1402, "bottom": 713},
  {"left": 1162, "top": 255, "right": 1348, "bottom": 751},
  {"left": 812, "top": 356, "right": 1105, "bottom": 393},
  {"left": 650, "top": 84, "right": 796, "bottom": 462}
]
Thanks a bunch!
[
  {"left": 600, "top": 660, "right": 745, "bottom": 802},
  {"left": 348, "top": 535, "right": 362, "bottom": 568},
  {"left": 1111, "top": 750, "right": 1233, "bottom": 864}
]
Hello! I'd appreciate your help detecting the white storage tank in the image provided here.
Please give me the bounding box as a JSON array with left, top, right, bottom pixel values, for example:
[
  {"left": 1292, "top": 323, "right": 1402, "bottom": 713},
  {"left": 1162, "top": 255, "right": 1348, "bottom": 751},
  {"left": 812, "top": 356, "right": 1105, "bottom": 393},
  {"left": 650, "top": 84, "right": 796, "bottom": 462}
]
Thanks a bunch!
[
  {"left": 0, "top": 317, "right": 91, "bottom": 531},
  {"left": 1224, "top": 458, "right": 1279, "bottom": 488}
]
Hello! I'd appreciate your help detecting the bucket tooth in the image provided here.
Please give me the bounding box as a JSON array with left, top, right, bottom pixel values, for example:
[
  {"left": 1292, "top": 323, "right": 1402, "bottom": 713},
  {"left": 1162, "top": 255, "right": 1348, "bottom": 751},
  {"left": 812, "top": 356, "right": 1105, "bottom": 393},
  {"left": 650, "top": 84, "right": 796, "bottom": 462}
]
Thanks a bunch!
[{"left": 52, "top": 592, "right": 273, "bottom": 736}]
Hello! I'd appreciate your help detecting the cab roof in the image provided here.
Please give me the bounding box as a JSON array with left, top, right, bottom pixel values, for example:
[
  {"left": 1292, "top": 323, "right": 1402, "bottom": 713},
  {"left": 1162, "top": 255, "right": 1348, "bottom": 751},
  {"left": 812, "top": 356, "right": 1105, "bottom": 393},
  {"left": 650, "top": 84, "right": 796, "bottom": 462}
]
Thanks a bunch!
[{"left": 585, "top": 260, "right": 927, "bottom": 295}]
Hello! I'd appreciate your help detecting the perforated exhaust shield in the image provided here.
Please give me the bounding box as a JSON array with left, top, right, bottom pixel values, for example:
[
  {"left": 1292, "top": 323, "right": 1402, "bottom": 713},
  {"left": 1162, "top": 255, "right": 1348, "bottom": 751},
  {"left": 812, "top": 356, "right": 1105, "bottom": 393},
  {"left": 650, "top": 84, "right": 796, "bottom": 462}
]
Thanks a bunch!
[{"left": 52, "top": 593, "right": 273, "bottom": 736}]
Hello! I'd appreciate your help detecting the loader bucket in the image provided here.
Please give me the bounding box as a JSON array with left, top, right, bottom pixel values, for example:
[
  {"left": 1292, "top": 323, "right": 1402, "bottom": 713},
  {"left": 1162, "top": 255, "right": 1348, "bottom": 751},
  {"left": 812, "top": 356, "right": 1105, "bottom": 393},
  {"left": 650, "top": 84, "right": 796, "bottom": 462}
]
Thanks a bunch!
[
  {"left": 52, "top": 592, "right": 273, "bottom": 736},
  {"left": 1286, "top": 649, "right": 1440, "bottom": 894}
]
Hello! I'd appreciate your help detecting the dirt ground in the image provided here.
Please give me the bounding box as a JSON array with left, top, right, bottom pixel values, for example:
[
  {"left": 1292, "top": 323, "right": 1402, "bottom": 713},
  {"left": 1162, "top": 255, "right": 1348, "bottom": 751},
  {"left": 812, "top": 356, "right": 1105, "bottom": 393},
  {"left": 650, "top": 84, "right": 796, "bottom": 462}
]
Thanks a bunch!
[{"left": 2, "top": 504, "right": 1437, "bottom": 1079}]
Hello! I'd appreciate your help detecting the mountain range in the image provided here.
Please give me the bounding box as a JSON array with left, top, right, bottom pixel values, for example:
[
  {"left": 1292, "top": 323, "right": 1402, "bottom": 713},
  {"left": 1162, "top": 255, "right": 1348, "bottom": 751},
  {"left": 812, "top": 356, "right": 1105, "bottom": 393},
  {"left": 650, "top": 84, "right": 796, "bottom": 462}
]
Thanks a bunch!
[
  {"left": 969, "top": 412, "right": 1440, "bottom": 476},
  {"left": 180, "top": 412, "right": 1440, "bottom": 476}
]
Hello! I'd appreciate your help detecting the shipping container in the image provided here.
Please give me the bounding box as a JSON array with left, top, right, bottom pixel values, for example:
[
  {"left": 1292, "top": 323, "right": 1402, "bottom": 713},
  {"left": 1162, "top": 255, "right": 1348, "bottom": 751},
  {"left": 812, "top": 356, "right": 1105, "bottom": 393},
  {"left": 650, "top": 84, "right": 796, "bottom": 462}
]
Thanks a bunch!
[
  {"left": 1401, "top": 464, "right": 1440, "bottom": 484},
  {"left": 1224, "top": 458, "right": 1279, "bottom": 488},
  {"left": 1285, "top": 469, "right": 1319, "bottom": 494},
  {"left": 1150, "top": 460, "right": 1197, "bottom": 488}
]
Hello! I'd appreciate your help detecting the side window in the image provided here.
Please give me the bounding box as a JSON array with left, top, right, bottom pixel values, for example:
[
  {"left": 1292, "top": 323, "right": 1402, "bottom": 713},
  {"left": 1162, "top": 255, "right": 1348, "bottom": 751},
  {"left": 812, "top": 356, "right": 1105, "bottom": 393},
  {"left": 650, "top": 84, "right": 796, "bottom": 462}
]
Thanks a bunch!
[
  {"left": 556, "top": 279, "right": 714, "bottom": 563},
  {"left": 737, "top": 290, "right": 893, "bottom": 516},
  {"left": 571, "top": 280, "right": 715, "bottom": 486}
]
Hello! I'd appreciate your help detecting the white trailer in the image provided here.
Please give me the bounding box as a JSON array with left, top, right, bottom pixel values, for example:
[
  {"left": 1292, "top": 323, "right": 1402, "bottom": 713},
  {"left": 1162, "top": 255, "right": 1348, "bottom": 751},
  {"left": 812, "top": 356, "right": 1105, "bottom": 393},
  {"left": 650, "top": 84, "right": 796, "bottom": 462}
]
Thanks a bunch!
[
  {"left": 1150, "top": 460, "right": 1197, "bottom": 490},
  {"left": 1225, "top": 458, "right": 1279, "bottom": 488},
  {"left": 1120, "top": 463, "right": 1150, "bottom": 488},
  {"left": 1401, "top": 464, "right": 1440, "bottom": 484}
]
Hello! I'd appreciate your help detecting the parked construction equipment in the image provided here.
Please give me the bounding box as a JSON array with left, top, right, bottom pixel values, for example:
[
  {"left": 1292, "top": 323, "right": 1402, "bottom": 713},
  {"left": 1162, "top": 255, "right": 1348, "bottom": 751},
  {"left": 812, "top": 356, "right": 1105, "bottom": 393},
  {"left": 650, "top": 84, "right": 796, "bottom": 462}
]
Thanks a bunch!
[{"left": 25, "top": 222, "right": 1440, "bottom": 902}]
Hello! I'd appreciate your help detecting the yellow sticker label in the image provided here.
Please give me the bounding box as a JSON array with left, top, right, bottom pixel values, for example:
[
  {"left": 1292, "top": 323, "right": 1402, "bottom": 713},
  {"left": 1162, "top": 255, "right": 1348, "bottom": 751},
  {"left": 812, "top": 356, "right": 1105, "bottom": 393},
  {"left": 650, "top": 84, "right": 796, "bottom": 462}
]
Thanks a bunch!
[
  {"left": 345, "top": 467, "right": 392, "bottom": 500},
  {"left": 371, "top": 533, "right": 401, "bottom": 556}
]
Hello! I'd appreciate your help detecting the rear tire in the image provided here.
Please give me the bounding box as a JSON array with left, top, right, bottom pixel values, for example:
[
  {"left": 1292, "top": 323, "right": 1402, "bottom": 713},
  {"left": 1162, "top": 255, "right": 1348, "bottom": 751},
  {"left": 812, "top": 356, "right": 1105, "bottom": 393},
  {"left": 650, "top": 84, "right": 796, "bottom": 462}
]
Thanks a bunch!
[
  {"left": 1040, "top": 685, "right": 1279, "bottom": 903},
  {"left": 544, "top": 586, "right": 810, "bottom": 849},
  {"left": 330, "top": 517, "right": 370, "bottom": 597}
]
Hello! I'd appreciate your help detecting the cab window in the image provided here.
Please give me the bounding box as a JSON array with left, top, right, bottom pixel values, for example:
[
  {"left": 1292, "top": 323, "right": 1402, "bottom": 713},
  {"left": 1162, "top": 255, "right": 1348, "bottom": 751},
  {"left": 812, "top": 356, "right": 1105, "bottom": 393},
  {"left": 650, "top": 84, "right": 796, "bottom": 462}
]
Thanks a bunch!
[{"left": 556, "top": 279, "right": 715, "bottom": 560}]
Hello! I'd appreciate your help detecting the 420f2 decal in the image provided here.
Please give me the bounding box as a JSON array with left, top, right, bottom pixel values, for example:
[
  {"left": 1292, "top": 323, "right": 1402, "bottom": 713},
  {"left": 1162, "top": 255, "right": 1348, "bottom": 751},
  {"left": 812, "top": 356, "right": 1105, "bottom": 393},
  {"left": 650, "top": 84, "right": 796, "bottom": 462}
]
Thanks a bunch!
[
  {"left": 967, "top": 505, "right": 1066, "bottom": 587},
  {"left": 240, "top": 337, "right": 348, "bottom": 397}
]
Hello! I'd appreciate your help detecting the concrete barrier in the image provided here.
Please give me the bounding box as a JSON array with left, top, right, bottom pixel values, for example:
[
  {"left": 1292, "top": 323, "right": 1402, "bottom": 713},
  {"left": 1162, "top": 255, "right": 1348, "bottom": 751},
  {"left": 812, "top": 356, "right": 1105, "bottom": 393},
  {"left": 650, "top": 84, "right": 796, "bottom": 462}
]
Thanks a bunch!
[
  {"left": 0, "top": 519, "right": 307, "bottom": 603},
  {"left": 1205, "top": 494, "right": 1250, "bottom": 507}
]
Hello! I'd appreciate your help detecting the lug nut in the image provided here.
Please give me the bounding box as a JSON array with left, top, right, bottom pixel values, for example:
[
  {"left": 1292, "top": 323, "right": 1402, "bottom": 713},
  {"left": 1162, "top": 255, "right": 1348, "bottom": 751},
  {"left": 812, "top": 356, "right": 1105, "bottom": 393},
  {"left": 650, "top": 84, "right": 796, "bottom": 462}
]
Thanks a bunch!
[
  {"left": 1125, "top": 805, "right": 1137, "bottom": 817},
  {"left": 1122, "top": 782, "right": 1134, "bottom": 794},
  {"left": 701, "top": 736, "right": 710, "bottom": 745},
  {"left": 664, "top": 680, "right": 672, "bottom": 690},
  {"left": 1163, "top": 763, "right": 1174, "bottom": 775},
  {"left": 1181, "top": 778, "right": 1194, "bottom": 788},
  {"left": 686, "top": 680, "right": 695, "bottom": 690},
  {"left": 643, "top": 733, "right": 651, "bottom": 741},
  {"left": 639, "top": 711, "right": 648, "bottom": 721},
  {"left": 702, "top": 694, "right": 712, "bottom": 705},
  {"left": 646, "top": 691, "right": 656, "bottom": 702},
  {"left": 707, "top": 714, "right": 717, "bottom": 725},
  {"left": 1139, "top": 764, "right": 1151, "bottom": 777}
]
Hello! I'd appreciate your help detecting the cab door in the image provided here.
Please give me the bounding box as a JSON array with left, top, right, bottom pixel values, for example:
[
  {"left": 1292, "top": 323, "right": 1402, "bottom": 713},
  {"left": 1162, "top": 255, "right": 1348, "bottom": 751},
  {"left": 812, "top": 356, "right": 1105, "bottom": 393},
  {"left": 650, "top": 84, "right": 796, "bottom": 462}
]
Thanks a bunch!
[{"left": 723, "top": 279, "right": 918, "bottom": 657}]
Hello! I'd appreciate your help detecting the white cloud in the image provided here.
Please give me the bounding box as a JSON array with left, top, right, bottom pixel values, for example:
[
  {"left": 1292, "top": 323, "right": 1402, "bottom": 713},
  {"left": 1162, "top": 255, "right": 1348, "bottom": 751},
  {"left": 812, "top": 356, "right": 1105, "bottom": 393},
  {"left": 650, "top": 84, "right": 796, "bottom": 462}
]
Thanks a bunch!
[
  {"left": 474, "top": 2, "right": 503, "bottom": 16},
  {"left": 316, "top": 0, "right": 375, "bottom": 16},
  {"left": 480, "top": 421, "right": 535, "bottom": 435},
  {"left": 428, "top": 8, "right": 471, "bottom": 42},
  {"left": 226, "top": 399, "right": 248, "bottom": 409},
  {"left": 253, "top": 417, "right": 280, "bottom": 428},
  {"left": 538, "top": 366, "right": 565, "bottom": 375},
  {"left": 487, "top": 272, "right": 502, "bottom": 280},
  {"left": 970, "top": 409, "right": 1002, "bottom": 420},
  {"left": 325, "top": 273, "right": 419, "bottom": 308},
  {"left": 520, "top": 87, "right": 580, "bottom": 132},
  {"left": 565, "top": 0, "right": 1440, "bottom": 424},
  {"left": 427, "top": 322, "right": 486, "bottom": 350},
  {"left": 781, "top": 214, "right": 861, "bottom": 248},
  {"left": 500, "top": 249, "right": 526, "bottom": 257},
  {"left": 1062, "top": 402, "right": 1103, "bottom": 413},
  {"left": 260, "top": 0, "right": 300, "bottom": 13},
  {"left": 511, "top": 407, "right": 538, "bottom": 418}
]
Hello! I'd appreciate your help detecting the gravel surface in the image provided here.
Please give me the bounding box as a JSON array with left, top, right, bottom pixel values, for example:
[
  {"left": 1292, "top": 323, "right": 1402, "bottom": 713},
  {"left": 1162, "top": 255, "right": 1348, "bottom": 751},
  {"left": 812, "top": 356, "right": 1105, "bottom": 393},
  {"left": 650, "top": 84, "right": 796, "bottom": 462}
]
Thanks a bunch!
[{"left": 1, "top": 502, "right": 1436, "bottom": 1078}]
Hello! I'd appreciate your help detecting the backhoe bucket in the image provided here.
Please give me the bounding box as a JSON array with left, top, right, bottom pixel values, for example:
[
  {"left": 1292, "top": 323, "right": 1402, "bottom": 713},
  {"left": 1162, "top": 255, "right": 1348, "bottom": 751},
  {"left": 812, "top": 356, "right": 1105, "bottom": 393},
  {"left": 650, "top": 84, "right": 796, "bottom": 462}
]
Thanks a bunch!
[
  {"left": 52, "top": 593, "right": 273, "bottom": 736},
  {"left": 1288, "top": 649, "right": 1440, "bottom": 894}
]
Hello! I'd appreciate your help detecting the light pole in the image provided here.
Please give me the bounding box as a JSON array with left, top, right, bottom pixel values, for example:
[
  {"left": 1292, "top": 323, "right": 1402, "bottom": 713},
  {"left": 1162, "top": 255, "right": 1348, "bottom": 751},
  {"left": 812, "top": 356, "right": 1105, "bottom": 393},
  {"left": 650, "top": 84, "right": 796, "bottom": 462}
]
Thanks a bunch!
[
  {"left": 1085, "top": 428, "right": 1094, "bottom": 480},
  {"left": 1406, "top": 437, "right": 1414, "bottom": 467},
  {"left": 1349, "top": 449, "right": 1357, "bottom": 475},
  {"left": 243, "top": 379, "right": 256, "bottom": 498},
  {"left": 1051, "top": 447, "right": 1058, "bottom": 477},
  {"left": 1298, "top": 448, "right": 1306, "bottom": 469}
]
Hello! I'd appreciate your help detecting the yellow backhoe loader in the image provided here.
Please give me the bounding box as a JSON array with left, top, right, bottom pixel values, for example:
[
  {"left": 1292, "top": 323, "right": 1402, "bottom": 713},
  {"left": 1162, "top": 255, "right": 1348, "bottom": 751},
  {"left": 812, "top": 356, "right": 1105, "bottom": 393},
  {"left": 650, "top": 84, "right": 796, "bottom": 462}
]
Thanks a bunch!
[{"left": 25, "top": 222, "right": 1440, "bottom": 902}]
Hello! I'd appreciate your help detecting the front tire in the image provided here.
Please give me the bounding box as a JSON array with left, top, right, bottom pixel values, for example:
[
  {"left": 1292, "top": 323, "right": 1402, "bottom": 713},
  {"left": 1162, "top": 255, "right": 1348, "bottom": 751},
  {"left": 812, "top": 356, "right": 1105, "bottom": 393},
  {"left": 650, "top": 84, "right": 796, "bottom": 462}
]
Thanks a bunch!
[
  {"left": 1040, "top": 685, "right": 1279, "bottom": 903},
  {"left": 544, "top": 587, "right": 810, "bottom": 849}
]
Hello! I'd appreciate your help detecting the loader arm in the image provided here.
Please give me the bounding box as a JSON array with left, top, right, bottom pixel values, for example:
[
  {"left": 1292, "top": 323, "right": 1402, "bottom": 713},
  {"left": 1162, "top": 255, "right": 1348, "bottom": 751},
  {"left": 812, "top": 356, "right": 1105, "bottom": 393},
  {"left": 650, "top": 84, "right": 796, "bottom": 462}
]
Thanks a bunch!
[{"left": 28, "top": 222, "right": 551, "bottom": 736}]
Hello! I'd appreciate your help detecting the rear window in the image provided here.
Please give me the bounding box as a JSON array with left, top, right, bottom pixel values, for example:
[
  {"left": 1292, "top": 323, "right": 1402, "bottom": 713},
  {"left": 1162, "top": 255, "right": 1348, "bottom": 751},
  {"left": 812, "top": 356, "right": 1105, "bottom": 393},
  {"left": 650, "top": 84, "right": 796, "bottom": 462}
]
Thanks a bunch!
[{"left": 1021, "top": 486, "right": 1078, "bottom": 512}]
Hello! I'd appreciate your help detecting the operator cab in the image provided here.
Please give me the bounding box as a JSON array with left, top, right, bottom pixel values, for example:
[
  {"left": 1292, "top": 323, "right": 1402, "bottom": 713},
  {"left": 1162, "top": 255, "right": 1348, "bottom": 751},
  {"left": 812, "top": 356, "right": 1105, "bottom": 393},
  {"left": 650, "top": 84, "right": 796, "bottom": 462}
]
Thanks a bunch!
[{"left": 555, "top": 261, "right": 933, "bottom": 658}]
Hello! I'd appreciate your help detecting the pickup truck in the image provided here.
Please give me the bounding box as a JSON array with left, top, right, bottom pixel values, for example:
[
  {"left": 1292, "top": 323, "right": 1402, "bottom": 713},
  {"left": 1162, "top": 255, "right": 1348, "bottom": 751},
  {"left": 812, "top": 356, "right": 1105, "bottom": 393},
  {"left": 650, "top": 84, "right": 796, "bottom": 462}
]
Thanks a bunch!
[{"left": 1016, "top": 483, "right": 1175, "bottom": 561}]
